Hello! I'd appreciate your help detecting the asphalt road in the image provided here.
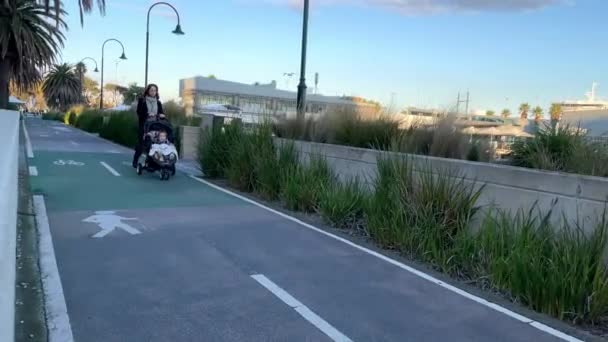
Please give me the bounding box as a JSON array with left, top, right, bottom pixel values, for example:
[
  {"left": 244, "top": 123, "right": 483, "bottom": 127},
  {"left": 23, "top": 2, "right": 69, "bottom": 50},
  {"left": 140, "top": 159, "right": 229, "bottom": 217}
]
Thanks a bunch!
[{"left": 24, "top": 118, "right": 582, "bottom": 342}]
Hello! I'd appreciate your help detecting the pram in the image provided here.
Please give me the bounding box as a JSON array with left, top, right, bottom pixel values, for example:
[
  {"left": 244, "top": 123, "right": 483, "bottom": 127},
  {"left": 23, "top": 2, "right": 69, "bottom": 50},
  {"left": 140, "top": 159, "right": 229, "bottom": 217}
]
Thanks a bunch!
[{"left": 136, "top": 117, "right": 178, "bottom": 180}]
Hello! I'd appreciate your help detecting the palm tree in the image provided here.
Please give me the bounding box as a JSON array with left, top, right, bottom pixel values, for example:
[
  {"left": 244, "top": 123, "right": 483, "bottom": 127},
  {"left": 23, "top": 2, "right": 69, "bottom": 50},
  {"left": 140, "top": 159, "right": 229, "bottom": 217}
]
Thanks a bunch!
[
  {"left": 549, "top": 103, "right": 563, "bottom": 122},
  {"left": 519, "top": 103, "right": 530, "bottom": 120},
  {"left": 486, "top": 110, "right": 495, "bottom": 116},
  {"left": 42, "top": 63, "right": 81, "bottom": 111},
  {"left": 40, "top": 0, "right": 106, "bottom": 25},
  {"left": 501, "top": 109, "right": 511, "bottom": 118},
  {"left": 533, "top": 106, "right": 543, "bottom": 123},
  {"left": 0, "top": 0, "right": 66, "bottom": 109}
]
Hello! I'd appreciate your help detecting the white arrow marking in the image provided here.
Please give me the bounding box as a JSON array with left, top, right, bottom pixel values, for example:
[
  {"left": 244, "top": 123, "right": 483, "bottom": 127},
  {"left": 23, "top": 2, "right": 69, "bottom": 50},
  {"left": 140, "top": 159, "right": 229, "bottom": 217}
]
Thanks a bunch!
[{"left": 82, "top": 211, "right": 141, "bottom": 238}]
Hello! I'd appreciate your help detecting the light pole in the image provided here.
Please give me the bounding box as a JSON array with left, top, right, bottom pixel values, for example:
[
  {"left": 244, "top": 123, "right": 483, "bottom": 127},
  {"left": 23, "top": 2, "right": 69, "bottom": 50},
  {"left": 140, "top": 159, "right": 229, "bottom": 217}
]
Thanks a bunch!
[
  {"left": 78, "top": 57, "right": 98, "bottom": 104},
  {"left": 145, "top": 1, "right": 184, "bottom": 87},
  {"left": 100, "top": 39, "right": 127, "bottom": 109},
  {"left": 296, "top": 0, "right": 309, "bottom": 121}
]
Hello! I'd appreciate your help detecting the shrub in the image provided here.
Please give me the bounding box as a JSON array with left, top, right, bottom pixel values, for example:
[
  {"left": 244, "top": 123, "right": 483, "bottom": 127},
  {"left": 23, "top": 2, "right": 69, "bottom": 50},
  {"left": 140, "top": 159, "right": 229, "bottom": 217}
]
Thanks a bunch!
[
  {"left": 461, "top": 205, "right": 608, "bottom": 323},
  {"left": 75, "top": 110, "right": 105, "bottom": 133},
  {"left": 511, "top": 124, "right": 608, "bottom": 177},
  {"left": 466, "top": 143, "right": 480, "bottom": 161},
  {"left": 99, "top": 111, "right": 138, "bottom": 148}
]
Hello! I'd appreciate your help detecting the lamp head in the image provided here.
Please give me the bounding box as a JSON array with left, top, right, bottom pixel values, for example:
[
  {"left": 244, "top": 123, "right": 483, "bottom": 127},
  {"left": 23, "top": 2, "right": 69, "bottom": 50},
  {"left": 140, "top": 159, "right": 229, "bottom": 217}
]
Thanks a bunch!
[
  {"left": 172, "top": 24, "right": 185, "bottom": 35},
  {"left": 119, "top": 52, "right": 127, "bottom": 60}
]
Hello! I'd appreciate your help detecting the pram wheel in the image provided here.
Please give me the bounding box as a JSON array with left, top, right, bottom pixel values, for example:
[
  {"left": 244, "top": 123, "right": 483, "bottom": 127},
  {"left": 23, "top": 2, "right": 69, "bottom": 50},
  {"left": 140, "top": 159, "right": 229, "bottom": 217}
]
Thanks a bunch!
[
  {"left": 170, "top": 165, "right": 176, "bottom": 176},
  {"left": 160, "top": 169, "right": 170, "bottom": 181}
]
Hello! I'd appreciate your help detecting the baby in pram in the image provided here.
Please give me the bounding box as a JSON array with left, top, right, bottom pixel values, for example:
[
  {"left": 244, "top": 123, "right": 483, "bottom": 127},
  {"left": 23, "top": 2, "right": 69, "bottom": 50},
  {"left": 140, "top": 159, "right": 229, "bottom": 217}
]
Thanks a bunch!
[{"left": 148, "top": 129, "right": 178, "bottom": 163}]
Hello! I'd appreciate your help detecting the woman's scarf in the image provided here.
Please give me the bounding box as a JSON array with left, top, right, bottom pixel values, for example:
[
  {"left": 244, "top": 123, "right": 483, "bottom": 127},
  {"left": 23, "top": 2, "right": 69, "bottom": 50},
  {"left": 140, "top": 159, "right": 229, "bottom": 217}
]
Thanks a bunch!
[{"left": 145, "top": 96, "right": 158, "bottom": 115}]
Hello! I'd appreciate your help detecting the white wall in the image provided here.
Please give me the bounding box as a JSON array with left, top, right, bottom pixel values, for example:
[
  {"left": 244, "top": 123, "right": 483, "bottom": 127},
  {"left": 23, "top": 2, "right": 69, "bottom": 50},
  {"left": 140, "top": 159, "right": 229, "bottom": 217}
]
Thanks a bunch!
[
  {"left": 0, "top": 110, "right": 20, "bottom": 342},
  {"left": 276, "top": 138, "right": 608, "bottom": 230}
]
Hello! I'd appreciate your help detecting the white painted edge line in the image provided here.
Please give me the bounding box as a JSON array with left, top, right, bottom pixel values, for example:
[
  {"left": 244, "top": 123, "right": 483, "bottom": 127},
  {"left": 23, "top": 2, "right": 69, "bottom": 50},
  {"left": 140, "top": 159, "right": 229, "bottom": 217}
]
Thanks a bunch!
[
  {"left": 29, "top": 166, "right": 38, "bottom": 176},
  {"left": 33, "top": 195, "right": 75, "bottom": 342},
  {"left": 100, "top": 161, "right": 121, "bottom": 176},
  {"left": 190, "top": 175, "right": 583, "bottom": 342},
  {"left": 22, "top": 122, "right": 34, "bottom": 158},
  {"left": 251, "top": 274, "right": 352, "bottom": 342}
]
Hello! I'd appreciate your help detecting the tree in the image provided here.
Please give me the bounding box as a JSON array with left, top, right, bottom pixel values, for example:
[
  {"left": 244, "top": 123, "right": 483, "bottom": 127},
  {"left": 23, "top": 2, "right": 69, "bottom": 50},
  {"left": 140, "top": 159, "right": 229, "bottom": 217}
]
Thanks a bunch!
[
  {"left": 485, "top": 110, "right": 495, "bottom": 116},
  {"left": 40, "top": 0, "right": 106, "bottom": 26},
  {"left": 532, "top": 106, "right": 543, "bottom": 123},
  {"left": 0, "top": 0, "right": 66, "bottom": 109},
  {"left": 207, "top": 74, "right": 217, "bottom": 79},
  {"left": 104, "top": 83, "right": 127, "bottom": 107},
  {"left": 82, "top": 76, "right": 99, "bottom": 107},
  {"left": 519, "top": 103, "right": 530, "bottom": 120},
  {"left": 549, "top": 103, "right": 563, "bottom": 122},
  {"left": 123, "top": 83, "right": 144, "bottom": 104},
  {"left": 42, "top": 63, "right": 81, "bottom": 111},
  {"left": 501, "top": 109, "right": 511, "bottom": 118},
  {"left": 10, "top": 81, "right": 47, "bottom": 111}
]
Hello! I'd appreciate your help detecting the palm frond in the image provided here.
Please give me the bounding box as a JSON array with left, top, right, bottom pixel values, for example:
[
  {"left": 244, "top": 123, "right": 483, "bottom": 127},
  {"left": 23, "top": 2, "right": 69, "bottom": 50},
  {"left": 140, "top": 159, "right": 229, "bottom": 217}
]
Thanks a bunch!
[
  {"left": 0, "top": 0, "right": 66, "bottom": 91},
  {"left": 38, "top": 0, "right": 105, "bottom": 26}
]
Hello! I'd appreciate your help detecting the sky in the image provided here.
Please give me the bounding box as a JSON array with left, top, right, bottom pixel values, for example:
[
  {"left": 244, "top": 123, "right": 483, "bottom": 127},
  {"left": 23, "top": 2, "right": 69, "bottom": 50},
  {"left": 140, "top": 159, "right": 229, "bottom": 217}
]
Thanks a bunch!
[{"left": 58, "top": 0, "right": 608, "bottom": 115}]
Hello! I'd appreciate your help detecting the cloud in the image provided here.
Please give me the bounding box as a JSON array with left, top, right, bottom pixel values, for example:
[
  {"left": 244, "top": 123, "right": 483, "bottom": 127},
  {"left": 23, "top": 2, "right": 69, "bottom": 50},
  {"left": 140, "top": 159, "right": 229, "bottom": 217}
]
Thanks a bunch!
[{"left": 262, "top": 0, "right": 567, "bottom": 15}]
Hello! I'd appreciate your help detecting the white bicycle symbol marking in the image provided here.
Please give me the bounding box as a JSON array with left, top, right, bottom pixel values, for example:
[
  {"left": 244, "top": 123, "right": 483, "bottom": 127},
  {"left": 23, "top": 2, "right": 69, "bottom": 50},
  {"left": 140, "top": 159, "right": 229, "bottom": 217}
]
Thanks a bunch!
[{"left": 53, "top": 159, "right": 84, "bottom": 166}]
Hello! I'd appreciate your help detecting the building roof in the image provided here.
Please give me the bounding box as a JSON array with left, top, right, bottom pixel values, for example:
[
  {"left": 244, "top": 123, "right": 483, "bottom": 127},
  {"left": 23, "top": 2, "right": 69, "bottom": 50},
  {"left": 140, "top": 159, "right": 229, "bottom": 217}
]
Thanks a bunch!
[{"left": 179, "top": 76, "right": 360, "bottom": 106}]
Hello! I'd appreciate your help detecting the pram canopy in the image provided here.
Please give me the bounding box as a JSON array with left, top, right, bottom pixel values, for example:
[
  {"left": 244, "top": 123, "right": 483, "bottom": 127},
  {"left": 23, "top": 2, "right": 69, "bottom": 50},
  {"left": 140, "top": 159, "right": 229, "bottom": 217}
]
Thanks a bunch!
[{"left": 144, "top": 118, "right": 174, "bottom": 142}]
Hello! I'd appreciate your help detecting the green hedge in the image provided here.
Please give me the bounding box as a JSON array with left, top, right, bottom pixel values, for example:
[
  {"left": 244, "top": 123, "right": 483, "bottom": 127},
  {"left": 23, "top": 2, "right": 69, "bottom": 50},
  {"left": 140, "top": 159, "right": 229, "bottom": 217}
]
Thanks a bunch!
[
  {"left": 99, "top": 111, "right": 139, "bottom": 148},
  {"left": 75, "top": 110, "right": 106, "bottom": 133}
]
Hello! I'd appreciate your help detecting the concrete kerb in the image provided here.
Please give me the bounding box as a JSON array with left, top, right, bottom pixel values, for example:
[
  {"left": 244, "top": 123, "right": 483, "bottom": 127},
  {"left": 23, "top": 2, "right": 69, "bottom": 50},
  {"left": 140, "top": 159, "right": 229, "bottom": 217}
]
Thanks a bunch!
[{"left": 0, "top": 110, "right": 21, "bottom": 342}]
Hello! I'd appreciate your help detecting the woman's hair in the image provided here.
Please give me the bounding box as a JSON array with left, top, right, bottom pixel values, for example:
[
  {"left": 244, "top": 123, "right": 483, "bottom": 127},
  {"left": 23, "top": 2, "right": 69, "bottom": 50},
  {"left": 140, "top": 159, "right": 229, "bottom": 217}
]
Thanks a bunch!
[{"left": 143, "top": 84, "right": 159, "bottom": 99}]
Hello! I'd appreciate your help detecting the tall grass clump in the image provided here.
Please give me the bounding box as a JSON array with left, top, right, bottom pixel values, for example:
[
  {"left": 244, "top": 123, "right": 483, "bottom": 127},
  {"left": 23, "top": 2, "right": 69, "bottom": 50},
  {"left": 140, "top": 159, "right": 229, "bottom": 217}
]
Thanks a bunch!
[
  {"left": 466, "top": 205, "right": 608, "bottom": 323},
  {"left": 365, "top": 155, "right": 484, "bottom": 271},
  {"left": 251, "top": 123, "right": 283, "bottom": 199},
  {"left": 512, "top": 124, "right": 608, "bottom": 177},
  {"left": 274, "top": 109, "right": 400, "bottom": 150},
  {"left": 198, "top": 121, "right": 243, "bottom": 178},
  {"left": 317, "top": 177, "right": 367, "bottom": 229},
  {"left": 281, "top": 155, "right": 334, "bottom": 212}
]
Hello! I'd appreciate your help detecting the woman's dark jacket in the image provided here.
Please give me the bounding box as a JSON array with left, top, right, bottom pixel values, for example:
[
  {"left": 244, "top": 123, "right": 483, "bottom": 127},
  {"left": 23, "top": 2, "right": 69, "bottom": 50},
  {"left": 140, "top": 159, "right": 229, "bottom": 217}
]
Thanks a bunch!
[{"left": 136, "top": 97, "right": 164, "bottom": 134}]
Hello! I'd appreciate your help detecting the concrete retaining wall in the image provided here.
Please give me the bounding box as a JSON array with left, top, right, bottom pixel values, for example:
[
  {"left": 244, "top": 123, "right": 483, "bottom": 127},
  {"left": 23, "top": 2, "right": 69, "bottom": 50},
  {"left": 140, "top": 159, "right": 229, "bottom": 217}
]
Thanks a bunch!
[
  {"left": 0, "top": 110, "right": 20, "bottom": 342},
  {"left": 276, "top": 138, "right": 608, "bottom": 228},
  {"left": 180, "top": 126, "right": 200, "bottom": 160}
]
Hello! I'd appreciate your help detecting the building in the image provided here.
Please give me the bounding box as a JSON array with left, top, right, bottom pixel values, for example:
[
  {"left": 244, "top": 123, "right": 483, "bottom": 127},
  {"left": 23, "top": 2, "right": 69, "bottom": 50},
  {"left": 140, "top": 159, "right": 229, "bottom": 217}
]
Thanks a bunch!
[
  {"left": 557, "top": 83, "right": 608, "bottom": 137},
  {"left": 179, "top": 76, "right": 379, "bottom": 119}
]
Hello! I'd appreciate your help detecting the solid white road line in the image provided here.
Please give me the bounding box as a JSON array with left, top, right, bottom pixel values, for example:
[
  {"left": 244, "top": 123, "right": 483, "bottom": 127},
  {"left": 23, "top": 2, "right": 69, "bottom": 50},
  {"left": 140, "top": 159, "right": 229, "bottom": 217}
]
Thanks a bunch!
[
  {"left": 33, "top": 195, "right": 74, "bottom": 342},
  {"left": 100, "top": 161, "right": 121, "bottom": 176},
  {"left": 190, "top": 175, "right": 583, "bottom": 342},
  {"left": 251, "top": 274, "right": 352, "bottom": 342},
  {"left": 22, "top": 122, "right": 34, "bottom": 158},
  {"left": 28, "top": 166, "right": 38, "bottom": 176}
]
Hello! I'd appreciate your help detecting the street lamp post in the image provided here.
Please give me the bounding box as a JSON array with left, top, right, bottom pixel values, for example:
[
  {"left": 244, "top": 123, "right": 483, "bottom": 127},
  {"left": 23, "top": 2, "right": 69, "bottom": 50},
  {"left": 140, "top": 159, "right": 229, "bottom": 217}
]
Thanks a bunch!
[
  {"left": 78, "top": 57, "right": 98, "bottom": 104},
  {"left": 100, "top": 39, "right": 127, "bottom": 109},
  {"left": 145, "top": 1, "right": 184, "bottom": 87},
  {"left": 296, "top": 0, "right": 309, "bottom": 121}
]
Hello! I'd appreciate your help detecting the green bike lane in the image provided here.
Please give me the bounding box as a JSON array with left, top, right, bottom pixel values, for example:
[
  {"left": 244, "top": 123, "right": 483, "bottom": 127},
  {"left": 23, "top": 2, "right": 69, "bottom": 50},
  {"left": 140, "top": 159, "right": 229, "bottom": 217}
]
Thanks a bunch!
[
  {"left": 28, "top": 148, "right": 333, "bottom": 342},
  {"left": 26, "top": 118, "right": 586, "bottom": 342}
]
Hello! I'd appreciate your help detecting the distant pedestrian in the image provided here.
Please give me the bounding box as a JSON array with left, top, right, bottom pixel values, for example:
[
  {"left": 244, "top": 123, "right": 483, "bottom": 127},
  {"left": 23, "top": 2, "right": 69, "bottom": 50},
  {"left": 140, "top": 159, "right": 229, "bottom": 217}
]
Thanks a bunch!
[{"left": 132, "top": 84, "right": 165, "bottom": 168}]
